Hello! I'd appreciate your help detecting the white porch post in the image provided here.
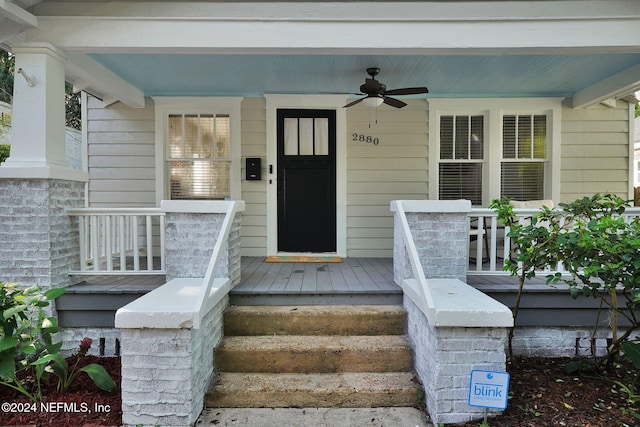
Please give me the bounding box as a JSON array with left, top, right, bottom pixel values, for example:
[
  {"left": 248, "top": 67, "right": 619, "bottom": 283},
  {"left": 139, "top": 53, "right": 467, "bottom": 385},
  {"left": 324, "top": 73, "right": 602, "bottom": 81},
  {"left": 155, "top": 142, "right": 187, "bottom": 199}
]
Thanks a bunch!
[
  {"left": 0, "top": 42, "right": 87, "bottom": 295},
  {"left": 0, "top": 42, "right": 84, "bottom": 180}
]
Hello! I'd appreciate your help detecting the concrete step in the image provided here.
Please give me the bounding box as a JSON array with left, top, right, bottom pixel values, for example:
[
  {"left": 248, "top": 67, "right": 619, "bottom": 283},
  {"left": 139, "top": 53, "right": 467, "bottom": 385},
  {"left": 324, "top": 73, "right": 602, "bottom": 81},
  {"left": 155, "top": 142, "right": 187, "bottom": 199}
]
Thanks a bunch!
[
  {"left": 223, "top": 305, "right": 406, "bottom": 336},
  {"left": 215, "top": 335, "right": 413, "bottom": 373},
  {"left": 206, "top": 372, "right": 420, "bottom": 408}
]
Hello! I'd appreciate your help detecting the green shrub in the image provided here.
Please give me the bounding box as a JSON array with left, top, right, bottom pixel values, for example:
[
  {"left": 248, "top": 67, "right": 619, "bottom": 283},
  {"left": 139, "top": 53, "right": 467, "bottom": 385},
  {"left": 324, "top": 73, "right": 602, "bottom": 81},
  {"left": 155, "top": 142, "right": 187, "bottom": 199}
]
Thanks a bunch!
[
  {"left": 0, "top": 144, "right": 9, "bottom": 163},
  {"left": 0, "top": 282, "right": 65, "bottom": 401}
]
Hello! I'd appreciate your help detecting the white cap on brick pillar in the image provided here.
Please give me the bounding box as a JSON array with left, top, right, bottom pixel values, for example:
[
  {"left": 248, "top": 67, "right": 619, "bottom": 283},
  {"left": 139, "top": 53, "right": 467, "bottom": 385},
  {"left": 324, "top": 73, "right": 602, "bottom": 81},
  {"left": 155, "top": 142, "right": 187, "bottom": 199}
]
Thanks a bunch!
[{"left": 0, "top": 42, "right": 87, "bottom": 181}]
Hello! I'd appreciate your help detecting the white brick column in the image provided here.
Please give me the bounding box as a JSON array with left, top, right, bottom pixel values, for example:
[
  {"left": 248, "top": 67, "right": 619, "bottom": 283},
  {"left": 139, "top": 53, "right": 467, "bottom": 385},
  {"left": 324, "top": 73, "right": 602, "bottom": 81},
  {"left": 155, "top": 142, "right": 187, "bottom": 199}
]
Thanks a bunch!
[
  {"left": 116, "top": 200, "right": 244, "bottom": 426},
  {"left": 391, "top": 200, "right": 513, "bottom": 425},
  {"left": 0, "top": 179, "right": 85, "bottom": 291}
]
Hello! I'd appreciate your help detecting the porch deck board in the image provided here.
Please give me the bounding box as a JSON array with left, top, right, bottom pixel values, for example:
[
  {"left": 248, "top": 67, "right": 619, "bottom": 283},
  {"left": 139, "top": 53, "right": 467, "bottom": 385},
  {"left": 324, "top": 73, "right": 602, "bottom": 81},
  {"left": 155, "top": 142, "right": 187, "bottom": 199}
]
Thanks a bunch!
[{"left": 233, "top": 257, "right": 402, "bottom": 296}]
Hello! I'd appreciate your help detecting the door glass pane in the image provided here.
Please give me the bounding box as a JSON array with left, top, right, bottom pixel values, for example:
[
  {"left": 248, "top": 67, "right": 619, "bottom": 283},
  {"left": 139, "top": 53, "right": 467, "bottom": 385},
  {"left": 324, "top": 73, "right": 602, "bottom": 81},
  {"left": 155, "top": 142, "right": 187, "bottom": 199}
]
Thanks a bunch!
[
  {"left": 299, "top": 118, "right": 314, "bottom": 155},
  {"left": 314, "top": 118, "right": 329, "bottom": 155},
  {"left": 284, "top": 118, "right": 298, "bottom": 155}
]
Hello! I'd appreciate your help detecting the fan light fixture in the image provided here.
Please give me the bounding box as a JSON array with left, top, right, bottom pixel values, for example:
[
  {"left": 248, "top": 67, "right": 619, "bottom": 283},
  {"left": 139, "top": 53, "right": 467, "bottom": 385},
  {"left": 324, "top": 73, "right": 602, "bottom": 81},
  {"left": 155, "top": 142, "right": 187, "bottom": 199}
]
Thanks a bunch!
[{"left": 363, "top": 96, "right": 384, "bottom": 108}]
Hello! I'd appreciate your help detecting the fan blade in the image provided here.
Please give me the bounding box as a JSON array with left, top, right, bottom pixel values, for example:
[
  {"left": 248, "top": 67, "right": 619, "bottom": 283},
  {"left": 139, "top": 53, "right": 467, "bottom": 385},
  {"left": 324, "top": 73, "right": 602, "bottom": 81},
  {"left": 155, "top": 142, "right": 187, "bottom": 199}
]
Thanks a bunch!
[
  {"left": 343, "top": 97, "right": 365, "bottom": 108},
  {"left": 384, "top": 87, "right": 429, "bottom": 96},
  {"left": 382, "top": 96, "right": 407, "bottom": 108}
]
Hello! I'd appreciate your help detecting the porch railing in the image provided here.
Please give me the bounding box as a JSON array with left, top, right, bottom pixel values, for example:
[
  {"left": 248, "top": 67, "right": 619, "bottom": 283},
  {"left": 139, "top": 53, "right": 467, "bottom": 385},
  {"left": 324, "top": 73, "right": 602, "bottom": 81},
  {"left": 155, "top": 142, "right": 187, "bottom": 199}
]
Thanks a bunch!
[
  {"left": 67, "top": 208, "right": 166, "bottom": 275},
  {"left": 467, "top": 206, "right": 640, "bottom": 275}
]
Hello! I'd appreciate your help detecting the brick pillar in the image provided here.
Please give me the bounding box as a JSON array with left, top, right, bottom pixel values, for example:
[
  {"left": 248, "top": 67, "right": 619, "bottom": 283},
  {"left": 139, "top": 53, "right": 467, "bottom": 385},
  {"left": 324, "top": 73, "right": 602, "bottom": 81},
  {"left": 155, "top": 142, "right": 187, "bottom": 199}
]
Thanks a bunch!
[
  {"left": 162, "top": 200, "right": 242, "bottom": 285},
  {"left": 0, "top": 179, "right": 85, "bottom": 291},
  {"left": 392, "top": 200, "right": 471, "bottom": 284}
]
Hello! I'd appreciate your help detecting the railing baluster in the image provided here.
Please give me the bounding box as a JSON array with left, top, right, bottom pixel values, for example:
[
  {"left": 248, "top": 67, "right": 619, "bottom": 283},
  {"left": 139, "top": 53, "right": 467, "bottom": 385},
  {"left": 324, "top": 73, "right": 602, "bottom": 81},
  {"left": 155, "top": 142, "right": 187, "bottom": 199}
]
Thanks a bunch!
[
  {"left": 78, "top": 216, "right": 87, "bottom": 272},
  {"left": 159, "top": 215, "right": 166, "bottom": 272},
  {"left": 146, "top": 215, "right": 153, "bottom": 271},
  {"left": 132, "top": 216, "right": 140, "bottom": 271},
  {"left": 90, "top": 215, "right": 99, "bottom": 271},
  {"left": 67, "top": 208, "right": 166, "bottom": 275},
  {"left": 119, "top": 215, "right": 126, "bottom": 271},
  {"left": 489, "top": 216, "right": 498, "bottom": 271}
]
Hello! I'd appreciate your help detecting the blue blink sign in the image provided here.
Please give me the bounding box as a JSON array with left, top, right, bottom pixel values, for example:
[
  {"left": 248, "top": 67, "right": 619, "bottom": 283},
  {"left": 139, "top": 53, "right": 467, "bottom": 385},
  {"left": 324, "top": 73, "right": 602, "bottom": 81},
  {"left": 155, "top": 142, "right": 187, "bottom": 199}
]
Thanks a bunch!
[{"left": 468, "top": 370, "right": 510, "bottom": 410}]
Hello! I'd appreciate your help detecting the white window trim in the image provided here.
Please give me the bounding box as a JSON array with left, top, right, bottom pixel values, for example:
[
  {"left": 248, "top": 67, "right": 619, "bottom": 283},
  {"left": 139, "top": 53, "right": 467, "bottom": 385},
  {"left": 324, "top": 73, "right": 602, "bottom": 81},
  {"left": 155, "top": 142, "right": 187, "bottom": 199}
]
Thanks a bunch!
[
  {"left": 265, "top": 94, "right": 348, "bottom": 257},
  {"left": 428, "top": 98, "right": 562, "bottom": 205},
  {"left": 153, "top": 97, "right": 242, "bottom": 205}
]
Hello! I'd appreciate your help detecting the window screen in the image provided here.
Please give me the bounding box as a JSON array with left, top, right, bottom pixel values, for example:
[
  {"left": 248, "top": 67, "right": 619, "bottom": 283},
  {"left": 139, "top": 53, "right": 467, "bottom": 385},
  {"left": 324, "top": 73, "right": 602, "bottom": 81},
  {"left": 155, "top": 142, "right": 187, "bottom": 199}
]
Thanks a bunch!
[{"left": 167, "top": 114, "right": 231, "bottom": 200}]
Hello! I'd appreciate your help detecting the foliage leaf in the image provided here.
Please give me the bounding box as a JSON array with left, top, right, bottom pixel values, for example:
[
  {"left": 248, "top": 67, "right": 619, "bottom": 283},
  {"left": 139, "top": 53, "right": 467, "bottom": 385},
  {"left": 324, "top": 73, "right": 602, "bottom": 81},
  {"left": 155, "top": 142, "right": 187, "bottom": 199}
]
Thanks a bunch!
[{"left": 80, "top": 364, "right": 117, "bottom": 391}]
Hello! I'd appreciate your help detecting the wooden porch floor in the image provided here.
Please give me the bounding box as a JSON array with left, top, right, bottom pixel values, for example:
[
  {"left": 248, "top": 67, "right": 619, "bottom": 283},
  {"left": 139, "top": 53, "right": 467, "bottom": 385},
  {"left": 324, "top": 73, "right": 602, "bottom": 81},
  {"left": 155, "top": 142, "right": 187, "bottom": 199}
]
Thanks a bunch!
[{"left": 230, "top": 257, "right": 402, "bottom": 305}]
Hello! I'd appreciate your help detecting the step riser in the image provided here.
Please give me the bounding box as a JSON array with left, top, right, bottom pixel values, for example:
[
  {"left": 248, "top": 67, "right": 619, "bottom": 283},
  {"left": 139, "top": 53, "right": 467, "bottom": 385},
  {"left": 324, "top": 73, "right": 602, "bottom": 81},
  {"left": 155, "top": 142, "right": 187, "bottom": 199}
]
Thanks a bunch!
[
  {"left": 207, "top": 305, "right": 417, "bottom": 409},
  {"left": 206, "top": 389, "right": 419, "bottom": 408},
  {"left": 206, "top": 373, "right": 420, "bottom": 409},
  {"left": 223, "top": 306, "right": 406, "bottom": 336},
  {"left": 216, "top": 348, "right": 413, "bottom": 373}
]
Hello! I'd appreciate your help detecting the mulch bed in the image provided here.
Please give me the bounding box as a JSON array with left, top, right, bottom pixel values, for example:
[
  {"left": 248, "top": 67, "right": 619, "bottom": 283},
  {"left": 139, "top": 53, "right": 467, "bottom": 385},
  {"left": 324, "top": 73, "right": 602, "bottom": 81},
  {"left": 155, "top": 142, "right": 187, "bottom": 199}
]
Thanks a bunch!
[
  {"left": 1, "top": 355, "right": 639, "bottom": 427},
  {"left": 452, "top": 357, "right": 640, "bottom": 427},
  {"left": 0, "top": 355, "right": 121, "bottom": 427}
]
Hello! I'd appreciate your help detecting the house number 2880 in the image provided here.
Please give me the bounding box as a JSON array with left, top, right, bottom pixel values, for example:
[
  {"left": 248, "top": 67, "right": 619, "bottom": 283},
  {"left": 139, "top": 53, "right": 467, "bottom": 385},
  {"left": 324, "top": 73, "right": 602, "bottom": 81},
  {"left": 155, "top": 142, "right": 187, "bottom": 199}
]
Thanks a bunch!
[{"left": 352, "top": 134, "right": 380, "bottom": 145}]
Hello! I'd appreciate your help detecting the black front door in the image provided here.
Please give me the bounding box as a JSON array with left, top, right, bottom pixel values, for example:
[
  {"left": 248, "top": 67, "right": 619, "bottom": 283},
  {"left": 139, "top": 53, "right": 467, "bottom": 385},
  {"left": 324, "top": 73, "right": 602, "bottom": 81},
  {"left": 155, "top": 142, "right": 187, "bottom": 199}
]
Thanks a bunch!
[{"left": 277, "top": 109, "right": 336, "bottom": 252}]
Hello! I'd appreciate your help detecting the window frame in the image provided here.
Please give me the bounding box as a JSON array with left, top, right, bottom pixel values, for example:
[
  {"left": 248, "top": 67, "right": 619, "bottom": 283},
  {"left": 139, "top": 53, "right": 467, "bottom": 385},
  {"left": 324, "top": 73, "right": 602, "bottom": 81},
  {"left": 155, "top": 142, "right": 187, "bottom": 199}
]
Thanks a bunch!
[
  {"left": 153, "top": 97, "right": 242, "bottom": 205},
  {"left": 428, "top": 98, "right": 562, "bottom": 206}
]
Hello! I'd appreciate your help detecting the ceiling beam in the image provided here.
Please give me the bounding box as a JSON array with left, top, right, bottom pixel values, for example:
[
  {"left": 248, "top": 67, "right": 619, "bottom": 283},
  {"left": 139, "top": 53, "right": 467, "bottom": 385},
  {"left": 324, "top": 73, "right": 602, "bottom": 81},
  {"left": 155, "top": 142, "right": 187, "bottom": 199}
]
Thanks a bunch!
[
  {"left": 572, "top": 63, "right": 640, "bottom": 108},
  {"left": 65, "top": 53, "right": 145, "bottom": 108},
  {"left": 23, "top": 1, "right": 640, "bottom": 54},
  {"left": 0, "top": 0, "right": 37, "bottom": 27}
]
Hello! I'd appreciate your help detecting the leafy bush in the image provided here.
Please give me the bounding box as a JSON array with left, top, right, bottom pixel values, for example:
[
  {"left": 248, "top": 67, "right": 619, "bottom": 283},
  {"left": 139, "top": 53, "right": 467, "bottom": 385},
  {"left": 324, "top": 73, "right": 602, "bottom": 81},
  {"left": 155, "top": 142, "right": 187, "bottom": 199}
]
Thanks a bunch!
[
  {"left": 0, "top": 282, "right": 65, "bottom": 401},
  {"left": 546, "top": 194, "right": 640, "bottom": 363},
  {"left": 0, "top": 144, "right": 9, "bottom": 163},
  {"left": 493, "top": 194, "right": 640, "bottom": 364},
  {"left": 40, "top": 337, "right": 116, "bottom": 393}
]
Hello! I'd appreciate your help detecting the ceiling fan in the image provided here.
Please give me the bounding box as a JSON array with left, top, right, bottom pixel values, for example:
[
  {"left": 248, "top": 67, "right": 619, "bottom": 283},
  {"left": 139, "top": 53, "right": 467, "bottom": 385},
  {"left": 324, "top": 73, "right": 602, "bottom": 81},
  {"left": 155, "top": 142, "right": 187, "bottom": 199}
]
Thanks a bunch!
[{"left": 343, "top": 67, "right": 429, "bottom": 109}]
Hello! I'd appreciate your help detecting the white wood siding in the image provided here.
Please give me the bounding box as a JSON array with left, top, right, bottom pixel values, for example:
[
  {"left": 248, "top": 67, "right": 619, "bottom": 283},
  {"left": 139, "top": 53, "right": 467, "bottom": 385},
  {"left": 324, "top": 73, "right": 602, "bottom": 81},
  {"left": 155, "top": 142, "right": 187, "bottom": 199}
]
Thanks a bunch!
[
  {"left": 560, "top": 100, "right": 631, "bottom": 202},
  {"left": 86, "top": 96, "right": 156, "bottom": 207},
  {"left": 346, "top": 100, "right": 429, "bottom": 257},
  {"left": 240, "top": 97, "right": 267, "bottom": 256}
]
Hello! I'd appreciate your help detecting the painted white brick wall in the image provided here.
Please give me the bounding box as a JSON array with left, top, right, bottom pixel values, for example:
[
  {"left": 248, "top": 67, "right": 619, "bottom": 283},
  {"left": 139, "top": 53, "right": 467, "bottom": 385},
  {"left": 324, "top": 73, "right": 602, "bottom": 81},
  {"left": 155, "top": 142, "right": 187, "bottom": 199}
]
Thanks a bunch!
[
  {"left": 59, "top": 327, "right": 121, "bottom": 357},
  {"left": 120, "top": 294, "right": 228, "bottom": 427},
  {"left": 394, "top": 201, "right": 510, "bottom": 425},
  {"left": 164, "top": 211, "right": 242, "bottom": 284},
  {"left": 511, "top": 327, "right": 639, "bottom": 358},
  {"left": 406, "top": 296, "right": 508, "bottom": 424},
  {"left": 0, "top": 179, "right": 83, "bottom": 290},
  {"left": 118, "top": 201, "right": 243, "bottom": 426}
]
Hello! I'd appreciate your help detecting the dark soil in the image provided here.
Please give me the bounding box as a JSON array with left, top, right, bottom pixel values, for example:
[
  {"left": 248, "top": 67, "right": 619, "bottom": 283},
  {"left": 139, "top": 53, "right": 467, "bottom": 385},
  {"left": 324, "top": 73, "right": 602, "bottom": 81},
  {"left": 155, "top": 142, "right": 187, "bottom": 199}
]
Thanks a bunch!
[
  {"left": 1, "top": 355, "right": 638, "bottom": 427},
  {"left": 0, "top": 355, "right": 121, "bottom": 427},
  {"left": 453, "top": 357, "right": 640, "bottom": 427}
]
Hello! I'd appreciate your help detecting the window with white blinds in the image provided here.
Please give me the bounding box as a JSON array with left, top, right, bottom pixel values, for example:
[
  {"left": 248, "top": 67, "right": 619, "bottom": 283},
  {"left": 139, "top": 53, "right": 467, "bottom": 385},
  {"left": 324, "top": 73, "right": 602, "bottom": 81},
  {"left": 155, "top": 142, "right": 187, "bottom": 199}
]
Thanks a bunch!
[
  {"left": 167, "top": 113, "right": 231, "bottom": 200},
  {"left": 501, "top": 114, "right": 547, "bottom": 200},
  {"left": 438, "top": 115, "right": 484, "bottom": 205}
]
